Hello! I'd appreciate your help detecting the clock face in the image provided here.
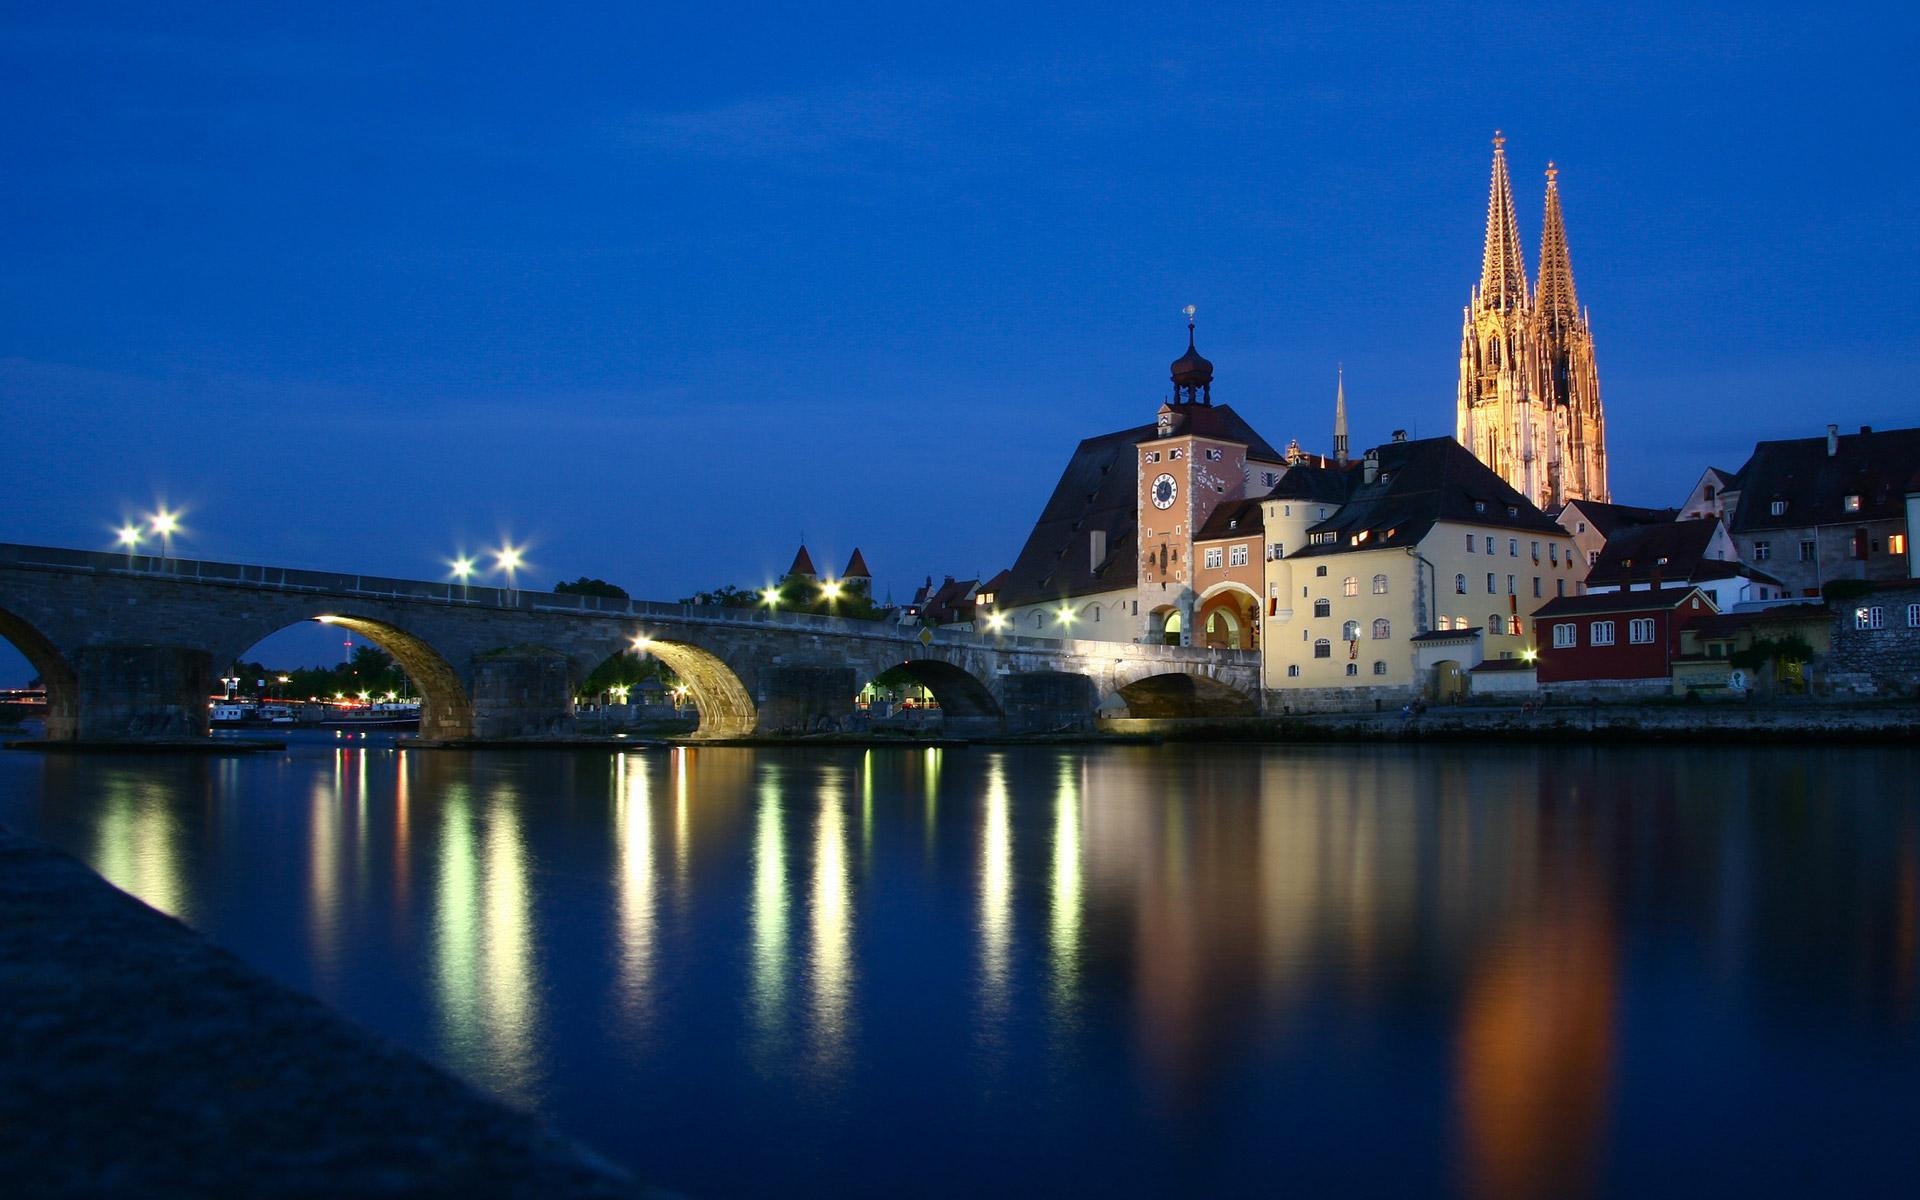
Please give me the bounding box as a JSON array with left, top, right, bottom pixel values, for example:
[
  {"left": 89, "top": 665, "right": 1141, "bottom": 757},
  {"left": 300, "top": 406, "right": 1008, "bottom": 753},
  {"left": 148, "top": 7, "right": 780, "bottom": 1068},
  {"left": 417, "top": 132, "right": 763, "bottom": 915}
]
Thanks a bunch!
[{"left": 1151, "top": 473, "right": 1178, "bottom": 509}]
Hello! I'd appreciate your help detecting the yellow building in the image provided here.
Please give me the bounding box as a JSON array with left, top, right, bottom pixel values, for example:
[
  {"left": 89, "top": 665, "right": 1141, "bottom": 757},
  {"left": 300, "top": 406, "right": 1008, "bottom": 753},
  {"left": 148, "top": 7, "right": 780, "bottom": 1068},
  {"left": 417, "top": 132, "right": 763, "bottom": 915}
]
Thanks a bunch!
[{"left": 1259, "top": 435, "right": 1579, "bottom": 707}]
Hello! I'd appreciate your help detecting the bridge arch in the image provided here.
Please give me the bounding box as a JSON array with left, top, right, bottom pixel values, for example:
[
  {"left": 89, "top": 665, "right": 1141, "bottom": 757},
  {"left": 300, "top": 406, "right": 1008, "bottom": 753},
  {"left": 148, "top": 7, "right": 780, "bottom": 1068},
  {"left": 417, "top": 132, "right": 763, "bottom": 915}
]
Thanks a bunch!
[
  {"left": 222, "top": 612, "right": 474, "bottom": 741},
  {"left": 1109, "top": 671, "right": 1256, "bottom": 719},
  {"left": 859, "top": 656, "right": 1004, "bottom": 735},
  {"left": 628, "top": 637, "right": 757, "bottom": 738},
  {"left": 0, "top": 602, "right": 77, "bottom": 740}
]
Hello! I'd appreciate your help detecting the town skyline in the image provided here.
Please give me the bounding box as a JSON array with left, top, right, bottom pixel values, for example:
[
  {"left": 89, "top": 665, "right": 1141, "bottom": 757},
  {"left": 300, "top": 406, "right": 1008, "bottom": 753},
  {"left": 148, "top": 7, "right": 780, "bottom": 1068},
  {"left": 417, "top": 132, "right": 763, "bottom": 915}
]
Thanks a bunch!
[{"left": 3, "top": 5, "right": 1915, "bottom": 678}]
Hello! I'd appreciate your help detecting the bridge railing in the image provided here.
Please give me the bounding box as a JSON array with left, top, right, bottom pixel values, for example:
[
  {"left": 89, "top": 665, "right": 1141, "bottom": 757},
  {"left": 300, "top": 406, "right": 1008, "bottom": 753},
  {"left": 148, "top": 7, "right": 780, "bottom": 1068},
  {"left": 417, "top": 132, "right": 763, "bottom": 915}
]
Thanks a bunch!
[{"left": 0, "top": 542, "right": 1257, "bottom": 662}]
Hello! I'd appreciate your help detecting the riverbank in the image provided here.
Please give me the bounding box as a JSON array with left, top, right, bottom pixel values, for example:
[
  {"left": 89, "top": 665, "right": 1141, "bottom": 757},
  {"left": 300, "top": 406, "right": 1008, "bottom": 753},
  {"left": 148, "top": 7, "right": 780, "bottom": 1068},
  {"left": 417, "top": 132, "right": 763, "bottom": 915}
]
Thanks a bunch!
[{"left": 0, "top": 826, "right": 649, "bottom": 1199}]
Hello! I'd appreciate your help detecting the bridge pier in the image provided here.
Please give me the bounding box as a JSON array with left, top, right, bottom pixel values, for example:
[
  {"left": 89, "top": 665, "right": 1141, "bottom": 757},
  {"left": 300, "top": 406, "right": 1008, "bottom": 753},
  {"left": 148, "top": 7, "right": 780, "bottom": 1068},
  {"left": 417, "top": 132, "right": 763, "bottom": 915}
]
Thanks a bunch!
[
  {"left": 757, "top": 666, "right": 856, "bottom": 735},
  {"left": 469, "top": 647, "right": 575, "bottom": 739},
  {"left": 72, "top": 645, "right": 214, "bottom": 740},
  {"left": 998, "top": 671, "right": 1098, "bottom": 735}
]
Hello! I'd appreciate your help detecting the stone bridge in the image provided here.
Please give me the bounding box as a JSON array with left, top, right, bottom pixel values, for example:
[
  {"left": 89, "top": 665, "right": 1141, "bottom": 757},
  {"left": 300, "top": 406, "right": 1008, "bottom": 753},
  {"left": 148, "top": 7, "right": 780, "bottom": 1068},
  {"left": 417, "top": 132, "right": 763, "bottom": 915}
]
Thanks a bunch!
[{"left": 0, "top": 543, "right": 1261, "bottom": 741}]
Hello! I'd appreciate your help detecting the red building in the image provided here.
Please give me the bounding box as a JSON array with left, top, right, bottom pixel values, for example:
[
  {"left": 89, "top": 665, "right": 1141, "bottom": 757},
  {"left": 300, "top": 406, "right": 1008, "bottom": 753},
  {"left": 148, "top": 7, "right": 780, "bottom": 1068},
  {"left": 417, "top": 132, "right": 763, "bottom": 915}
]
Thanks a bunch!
[{"left": 1532, "top": 586, "right": 1715, "bottom": 684}]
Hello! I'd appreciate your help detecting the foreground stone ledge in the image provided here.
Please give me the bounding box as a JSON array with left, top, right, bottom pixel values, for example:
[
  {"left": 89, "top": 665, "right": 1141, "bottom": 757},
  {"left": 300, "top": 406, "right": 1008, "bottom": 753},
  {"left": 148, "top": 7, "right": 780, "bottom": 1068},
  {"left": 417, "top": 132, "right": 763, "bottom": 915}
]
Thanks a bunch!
[{"left": 0, "top": 827, "right": 648, "bottom": 1199}]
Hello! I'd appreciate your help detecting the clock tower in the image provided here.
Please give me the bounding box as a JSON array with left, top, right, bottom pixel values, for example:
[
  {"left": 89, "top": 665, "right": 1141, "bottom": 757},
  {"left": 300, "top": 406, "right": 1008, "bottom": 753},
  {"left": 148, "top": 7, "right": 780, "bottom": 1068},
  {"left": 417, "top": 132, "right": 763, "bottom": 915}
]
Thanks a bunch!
[{"left": 1137, "top": 308, "right": 1251, "bottom": 644}]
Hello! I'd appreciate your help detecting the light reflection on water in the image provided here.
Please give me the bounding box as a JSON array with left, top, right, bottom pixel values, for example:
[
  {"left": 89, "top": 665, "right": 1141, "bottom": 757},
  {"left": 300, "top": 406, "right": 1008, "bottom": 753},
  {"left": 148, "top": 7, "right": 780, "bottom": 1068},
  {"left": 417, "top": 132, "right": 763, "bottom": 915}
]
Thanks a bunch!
[{"left": 5, "top": 738, "right": 1920, "bottom": 1198}]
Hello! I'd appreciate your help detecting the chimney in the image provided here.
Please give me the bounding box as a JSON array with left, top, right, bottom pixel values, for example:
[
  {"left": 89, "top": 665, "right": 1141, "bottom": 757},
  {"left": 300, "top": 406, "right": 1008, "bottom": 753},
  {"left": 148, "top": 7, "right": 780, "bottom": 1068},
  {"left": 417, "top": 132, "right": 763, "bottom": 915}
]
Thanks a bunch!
[
  {"left": 1827, "top": 424, "right": 1839, "bottom": 456},
  {"left": 1391, "top": 429, "right": 1408, "bottom": 443},
  {"left": 1089, "top": 529, "right": 1107, "bottom": 567},
  {"left": 1363, "top": 449, "right": 1380, "bottom": 485},
  {"left": 1861, "top": 425, "right": 1873, "bottom": 436}
]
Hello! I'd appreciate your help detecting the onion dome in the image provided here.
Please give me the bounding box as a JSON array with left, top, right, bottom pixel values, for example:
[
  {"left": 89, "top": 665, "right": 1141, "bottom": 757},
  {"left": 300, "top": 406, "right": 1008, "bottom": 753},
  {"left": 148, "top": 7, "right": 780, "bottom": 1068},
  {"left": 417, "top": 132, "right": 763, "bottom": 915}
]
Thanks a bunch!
[{"left": 1170, "top": 327, "right": 1213, "bottom": 389}]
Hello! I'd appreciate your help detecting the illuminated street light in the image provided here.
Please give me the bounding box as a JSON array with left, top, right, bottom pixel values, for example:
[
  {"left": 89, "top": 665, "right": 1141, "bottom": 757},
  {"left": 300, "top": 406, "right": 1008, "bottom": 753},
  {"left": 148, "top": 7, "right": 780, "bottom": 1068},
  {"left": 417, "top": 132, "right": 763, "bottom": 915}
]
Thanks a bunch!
[
  {"left": 1057, "top": 605, "right": 1077, "bottom": 626},
  {"left": 820, "top": 578, "right": 844, "bottom": 602},
  {"left": 494, "top": 543, "right": 524, "bottom": 591},
  {"left": 630, "top": 634, "right": 653, "bottom": 654},
  {"left": 761, "top": 586, "right": 780, "bottom": 609},
  {"left": 985, "top": 612, "right": 1008, "bottom": 632},
  {"left": 149, "top": 507, "right": 182, "bottom": 561}
]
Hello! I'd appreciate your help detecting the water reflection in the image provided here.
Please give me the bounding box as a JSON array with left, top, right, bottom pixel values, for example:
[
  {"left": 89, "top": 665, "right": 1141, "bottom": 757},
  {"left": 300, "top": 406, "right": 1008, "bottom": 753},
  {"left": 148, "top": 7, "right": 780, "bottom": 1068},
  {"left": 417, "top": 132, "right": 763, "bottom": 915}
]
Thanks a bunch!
[
  {"left": 7, "top": 740, "right": 1920, "bottom": 1197},
  {"left": 432, "top": 777, "right": 543, "bottom": 1106}
]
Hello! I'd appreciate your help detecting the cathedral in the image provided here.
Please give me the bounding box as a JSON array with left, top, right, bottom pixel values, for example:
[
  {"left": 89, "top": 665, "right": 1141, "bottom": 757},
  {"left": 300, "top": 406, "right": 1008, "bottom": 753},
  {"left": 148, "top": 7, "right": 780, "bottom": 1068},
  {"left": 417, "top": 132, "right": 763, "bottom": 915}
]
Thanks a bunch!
[{"left": 1457, "top": 132, "right": 1609, "bottom": 509}]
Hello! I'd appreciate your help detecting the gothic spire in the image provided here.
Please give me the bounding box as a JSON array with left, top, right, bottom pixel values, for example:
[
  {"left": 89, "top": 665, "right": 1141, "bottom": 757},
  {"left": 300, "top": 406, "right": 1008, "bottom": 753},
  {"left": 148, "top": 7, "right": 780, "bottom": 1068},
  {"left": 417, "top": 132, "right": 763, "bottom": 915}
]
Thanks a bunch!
[
  {"left": 1535, "top": 161, "right": 1581, "bottom": 332},
  {"left": 1479, "top": 131, "right": 1529, "bottom": 311},
  {"left": 1333, "top": 364, "right": 1349, "bottom": 466}
]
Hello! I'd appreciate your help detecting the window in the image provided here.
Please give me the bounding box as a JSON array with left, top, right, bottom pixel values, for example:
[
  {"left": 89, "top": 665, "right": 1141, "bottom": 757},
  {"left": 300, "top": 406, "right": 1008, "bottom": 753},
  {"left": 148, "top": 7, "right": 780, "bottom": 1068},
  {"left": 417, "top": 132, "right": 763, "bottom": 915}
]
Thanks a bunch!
[
  {"left": 1485, "top": 536, "right": 1496, "bottom": 554},
  {"left": 1372, "top": 574, "right": 1389, "bottom": 595},
  {"left": 1556, "top": 579, "right": 1565, "bottom": 597},
  {"left": 1532, "top": 577, "right": 1542, "bottom": 598},
  {"left": 1203, "top": 547, "right": 1224, "bottom": 569},
  {"left": 1090, "top": 605, "right": 1102, "bottom": 623},
  {"left": 1855, "top": 606, "right": 1885, "bottom": 631},
  {"left": 1629, "top": 618, "right": 1656, "bottom": 644},
  {"left": 1800, "top": 540, "right": 1817, "bottom": 562},
  {"left": 1467, "top": 534, "right": 1476, "bottom": 553},
  {"left": 1487, "top": 614, "right": 1504, "bottom": 636},
  {"left": 1345, "top": 662, "right": 1359, "bottom": 677},
  {"left": 1487, "top": 573, "right": 1497, "bottom": 593},
  {"left": 1313, "top": 639, "right": 1331, "bottom": 659},
  {"left": 1171, "top": 449, "right": 1184, "bottom": 460},
  {"left": 1704, "top": 485, "right": 1716, "bottom": 503},
  {"left": 1591, "top": 620, "right": 1616, "bottom": 646},
  {"left": 1033, "top": 611, "right": 1046, "bottom": 628},
  {"left": 1474, "top": 501, "right": 1487, "bottom": 514},
  {"left": 1509, "top": 538, "right": 1519, "bottom": 557},
  {"left": 1770, "top": 500, "right": 1786, "bottom": 516},
  {"left": 1552, "top": 623, "right": 1577, "bottom": 648},
  {"left": 1206, "top": 448, "right": 1223, "bottom": 461},
  {"left": 1507, "top": 575, "right": 1516, "bottom": 595},
  {"left": 1455, "top": 573, "right": 1468, "bottom": 594},
  {"left": 1287, "top": 664, "right": 1301, "bottom": 677},
  {"left": 1587, "top": 550, "right": 1600, "bottom": 566},
  {"left": 1844, "top": 494, "right": 1861, "bottom": 512},
  {"left": 1315, "top": 565, "right": 1328, "bottom": 577},
  {"left": 1342, "top": 620, "right": 1360, "bottom": 642},
  {"left": 1144, "top": 451, "right": 1160, "bottom": 463},
  {"left": 1753, "top": 541, "right": 1771, "bottom": 561},
  {"left": 1343, "top": 575, "right": 1359, "bottom": 597},
  {"left": 1907, "top": 604, "right": 1920, "bottom": 628},
  {"left": 1262, "top": 471, "right": 1279, "bottom": 487},
  {"left": 1313, "top": 598, "right": 1331, "bottom": 618},
  {"left": 1549, "top": 545, "right": 1559, "bottom": 564},
  {"left": 1530, "top": 541, "right": 1540, "bottom": 562},
  {"left": 1577, "top": 521, "right": 1588, "bottom": 534},
  {"left": 1893, "top": 534, "right": 1908, "bottom": 555},
  {"left": 1372, "top": 661, "right": 1387, "bottom": 676},
  {"left": 1269, "top": 542, "right": 1285, "bottom": 560},
  {"left": 1372, "top": 618, "right": 1391, "bottom": 640}
]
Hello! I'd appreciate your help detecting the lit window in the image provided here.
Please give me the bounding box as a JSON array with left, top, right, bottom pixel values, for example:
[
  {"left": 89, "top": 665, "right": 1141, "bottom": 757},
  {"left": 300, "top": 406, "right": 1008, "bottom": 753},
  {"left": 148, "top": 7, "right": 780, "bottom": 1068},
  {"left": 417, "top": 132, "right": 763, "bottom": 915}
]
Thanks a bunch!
[
  {"left": 1372, "top": 618, "right": 1391, "bottom": 639},
  {"left": 1591, "top": 620, "right": 1616, "bottom": 646},
  {"left": 1855, "top": 606, "right": 1885, "bottom": 631},
  {"left": 1893, "top": 534, "right": 1908, "bottom": 555},
  {"left": 1372, "top": 574, "right": 1389, "bottom": 595},
  {"left": 1343, "top": 575, "right": 1359, "bottom": 597},
  {"left": 1629, "top": 618, "right": 1656, "bottom": 644},
  {"left": 1552, "top": 623, "right": 1576, "bottom": 648}
]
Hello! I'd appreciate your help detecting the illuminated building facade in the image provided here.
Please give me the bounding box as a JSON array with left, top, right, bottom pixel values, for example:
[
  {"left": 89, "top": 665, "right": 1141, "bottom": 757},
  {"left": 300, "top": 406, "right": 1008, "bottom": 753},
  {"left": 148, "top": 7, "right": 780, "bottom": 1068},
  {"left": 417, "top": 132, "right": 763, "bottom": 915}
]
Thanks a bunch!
[{"left": 1457, "top": 132, "right": 1609, "bottom": 510}]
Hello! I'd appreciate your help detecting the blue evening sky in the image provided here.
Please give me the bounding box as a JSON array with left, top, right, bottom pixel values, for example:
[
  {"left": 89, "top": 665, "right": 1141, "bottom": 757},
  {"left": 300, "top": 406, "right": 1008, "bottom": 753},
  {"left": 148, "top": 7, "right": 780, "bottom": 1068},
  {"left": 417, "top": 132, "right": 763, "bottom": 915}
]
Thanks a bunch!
[{"left": 2, "top": 3, "right": 1915, "bottom": 676}]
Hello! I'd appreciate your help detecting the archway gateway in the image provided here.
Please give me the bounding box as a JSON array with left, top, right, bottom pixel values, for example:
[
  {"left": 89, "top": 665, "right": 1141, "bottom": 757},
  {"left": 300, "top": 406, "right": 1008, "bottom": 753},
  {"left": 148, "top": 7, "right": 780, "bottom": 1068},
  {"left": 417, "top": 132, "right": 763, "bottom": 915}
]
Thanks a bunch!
[{"left": 0, "top": 603, "right": 77, "bottom": 740}]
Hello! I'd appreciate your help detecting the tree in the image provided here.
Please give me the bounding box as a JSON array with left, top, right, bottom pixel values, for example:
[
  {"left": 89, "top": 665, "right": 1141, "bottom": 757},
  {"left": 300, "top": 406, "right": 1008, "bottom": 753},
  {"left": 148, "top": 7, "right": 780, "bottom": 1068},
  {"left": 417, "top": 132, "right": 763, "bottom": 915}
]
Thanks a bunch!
[{"left": 556, "top": 576, "right": 630, "bottom": 600}]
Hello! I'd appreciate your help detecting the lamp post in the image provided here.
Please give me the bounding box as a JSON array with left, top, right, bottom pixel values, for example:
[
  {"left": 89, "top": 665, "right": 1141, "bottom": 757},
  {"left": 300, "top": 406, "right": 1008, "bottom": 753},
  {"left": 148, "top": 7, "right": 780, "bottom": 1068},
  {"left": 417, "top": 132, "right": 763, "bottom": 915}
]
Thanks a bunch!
[
  {"left": 450, "top": 556, "right": 475, "bottom": 601},
  {"left": 494, "top": 543, "right": 523, "bottom": 602},
  {"left": 116, "top": 523, "right": 142, "bottom": 568},
  {"left": 150, "top": 508, "right": 180, "bottom": 563}
]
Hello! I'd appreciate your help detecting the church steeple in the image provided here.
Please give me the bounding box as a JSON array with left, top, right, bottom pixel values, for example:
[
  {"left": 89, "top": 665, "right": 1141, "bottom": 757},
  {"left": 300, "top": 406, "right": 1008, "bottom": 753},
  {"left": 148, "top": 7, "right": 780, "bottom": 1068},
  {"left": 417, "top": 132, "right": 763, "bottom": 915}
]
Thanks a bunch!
[
  {"left": 1168, "top": 304, "right": 1214, "bottom": 405},
  {"left": 1333, "top": 365, "right": 1349, "bottom": 465},
  {"left": 1479, "top": 131, "right": 1530, "bottom": 312},
  {"left": 1535, "top": 162, "right": 1581, "bottom": 334}
]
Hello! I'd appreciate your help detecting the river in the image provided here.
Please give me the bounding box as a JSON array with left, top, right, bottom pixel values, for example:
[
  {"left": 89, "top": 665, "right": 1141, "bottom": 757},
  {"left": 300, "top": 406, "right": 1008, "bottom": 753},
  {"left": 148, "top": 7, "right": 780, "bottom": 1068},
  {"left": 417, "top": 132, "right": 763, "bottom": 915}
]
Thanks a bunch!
[{"left": 3, "top": 733, "right": 1917, "bottom": 1197}]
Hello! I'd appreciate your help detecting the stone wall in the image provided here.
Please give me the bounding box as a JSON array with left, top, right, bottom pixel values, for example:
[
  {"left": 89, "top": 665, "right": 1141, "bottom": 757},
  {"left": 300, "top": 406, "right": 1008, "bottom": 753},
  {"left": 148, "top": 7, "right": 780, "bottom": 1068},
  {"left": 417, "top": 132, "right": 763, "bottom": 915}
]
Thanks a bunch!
[{"left": 1826, "top": 583, "right": 1920, "bottom": 698}]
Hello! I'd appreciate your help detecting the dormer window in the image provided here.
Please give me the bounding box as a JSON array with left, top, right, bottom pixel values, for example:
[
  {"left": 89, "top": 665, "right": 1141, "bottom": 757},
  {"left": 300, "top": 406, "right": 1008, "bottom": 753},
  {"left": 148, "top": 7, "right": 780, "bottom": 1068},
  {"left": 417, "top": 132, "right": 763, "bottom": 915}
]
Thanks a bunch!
[
  {"left": 1844, "top": 494, "right": 1862, "bottom": 513},
  {"left": 1771, "top": 500, "right": 1787, "bottom": 516},
  {"left": 1507, "top": 506, "right": 1518, "bottom": 518},
  {"left": 1474, "top": 501, "right": 1487, "bottom": 514}
]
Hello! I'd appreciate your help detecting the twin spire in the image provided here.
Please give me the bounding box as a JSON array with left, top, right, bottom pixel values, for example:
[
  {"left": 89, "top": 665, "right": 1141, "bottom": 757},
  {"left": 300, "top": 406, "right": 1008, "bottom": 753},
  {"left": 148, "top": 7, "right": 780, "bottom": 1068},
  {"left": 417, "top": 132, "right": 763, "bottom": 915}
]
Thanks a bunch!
[{"left": 1480, "top": 131, "right": 1581, "bottom": 322}]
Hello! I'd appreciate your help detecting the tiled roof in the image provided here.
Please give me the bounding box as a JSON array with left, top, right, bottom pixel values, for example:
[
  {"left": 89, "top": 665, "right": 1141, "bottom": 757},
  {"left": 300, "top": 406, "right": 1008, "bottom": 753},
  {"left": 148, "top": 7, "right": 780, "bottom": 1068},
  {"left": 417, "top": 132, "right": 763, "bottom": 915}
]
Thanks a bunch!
[
  {"left": 999, "top": 404, "right": 1278, "bottom": 607},
  {"left": 1532, "top": 586, "right": 1710, "bottom": 618},
  {"left": 1727, "top": 425, "right": 1920, "bottom": 533},
  {"left": 1585, "top": 519, "right": 1783, "bottom": 588},
  {"left": 1194, "top": 500, "right": 1265, "bottom": 542},
  {"left": 1410, "top": 628, "right": 1483, "bottom": 643},
  {"left": 1289, "top": 437, "right": 1563, "bottom": 559},
  {"left": 1561, "top": 499, "right": 1680, "bottom": 536}
]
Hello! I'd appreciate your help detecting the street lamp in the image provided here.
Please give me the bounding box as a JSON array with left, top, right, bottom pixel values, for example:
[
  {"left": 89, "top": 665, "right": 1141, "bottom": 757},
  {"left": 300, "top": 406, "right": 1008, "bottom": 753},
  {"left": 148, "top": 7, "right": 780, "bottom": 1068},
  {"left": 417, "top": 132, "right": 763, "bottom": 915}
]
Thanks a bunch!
[
  {"left": 494, "top": 543, "right": 523, "bottom": 592},
  {"left": 449, "top": 555, "right": 475, "bottom": 600},
  {"left": 761, "top": 586, "right": 780, "bottom": 610},
  {"left": 150, "top": 507, "right": 181, "bottom": 561}
]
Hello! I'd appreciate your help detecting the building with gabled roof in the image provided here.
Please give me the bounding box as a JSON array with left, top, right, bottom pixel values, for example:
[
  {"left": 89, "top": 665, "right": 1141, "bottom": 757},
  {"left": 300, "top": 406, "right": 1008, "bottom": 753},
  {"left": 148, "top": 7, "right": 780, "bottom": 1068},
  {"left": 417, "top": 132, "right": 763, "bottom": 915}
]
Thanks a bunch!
[
  {"left": 1532, "top": 586, "right": 1716, "bottom": 690},
  {"left": 1719, "top": 423, "right": 1919, "bottom": 596},
  {"left": 1583, "top": 517, "right": 1788, "bottom": 610}
]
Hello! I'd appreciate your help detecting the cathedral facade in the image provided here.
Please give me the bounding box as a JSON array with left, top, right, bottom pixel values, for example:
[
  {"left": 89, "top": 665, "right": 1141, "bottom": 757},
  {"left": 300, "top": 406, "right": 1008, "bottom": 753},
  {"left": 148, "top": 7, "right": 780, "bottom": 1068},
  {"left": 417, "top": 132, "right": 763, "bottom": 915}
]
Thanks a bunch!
[{"left": 1457, "top": 133, "right": 1609, "bottom": 509}]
